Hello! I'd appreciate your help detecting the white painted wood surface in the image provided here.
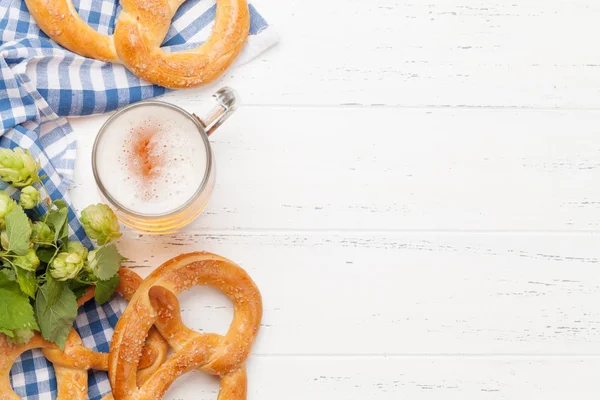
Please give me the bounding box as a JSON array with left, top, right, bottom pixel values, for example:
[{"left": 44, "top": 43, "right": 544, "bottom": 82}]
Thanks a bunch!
[{"left": 67, "top": 0, "right": 600, "bottom": 398}]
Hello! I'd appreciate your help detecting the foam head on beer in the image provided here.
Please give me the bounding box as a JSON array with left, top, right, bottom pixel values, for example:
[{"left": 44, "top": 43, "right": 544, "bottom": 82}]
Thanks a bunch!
[{"left": 95, "top": 105, "right": 208, "bottom": 216}]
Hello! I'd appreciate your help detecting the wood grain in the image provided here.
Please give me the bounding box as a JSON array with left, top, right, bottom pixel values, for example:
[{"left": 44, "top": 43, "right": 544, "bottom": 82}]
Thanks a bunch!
[
  {"left": 164, "top": 357, "right": 600, "bottom": 399},
  {"left": 116, "top": 231, "right": 600, "bottom": 355},
  {"left": 155, "top": 0, "right": 600, "bottom": 108},
  {"left": 70, "top": 106, "right": 600, "bottom": 231},
  {"left": 64, "top": 0, "right": 600, "bottom": 397}
]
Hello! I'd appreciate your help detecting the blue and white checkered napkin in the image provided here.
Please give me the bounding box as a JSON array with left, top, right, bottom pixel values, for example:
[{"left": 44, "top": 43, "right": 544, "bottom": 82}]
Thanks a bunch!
[{"left": 0, "top": 0, "right": 277, "bottom": 397}]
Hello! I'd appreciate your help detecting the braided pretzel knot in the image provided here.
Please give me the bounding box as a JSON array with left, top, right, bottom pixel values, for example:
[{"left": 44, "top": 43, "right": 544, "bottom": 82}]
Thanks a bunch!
[
  {"left": 108, "top": 252, "right": 262, "bottom": 399},
  {"left": 0, "top": 269, "right": 168, "bottom": 400},
  {"left": 23, "top": 0, "right": 250, "bottom": 88}
]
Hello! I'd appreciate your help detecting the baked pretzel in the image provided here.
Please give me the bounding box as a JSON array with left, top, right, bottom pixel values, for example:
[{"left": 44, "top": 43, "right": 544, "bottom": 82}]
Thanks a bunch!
[
  {"left": 0, "top": 269, "right": 168, "bottom": 399},
  {"left": 109, "top": 252, "right": 262, "bottom": 399},
  {"left": 23, "top": 0, "right": 250, "bottom": 88}
]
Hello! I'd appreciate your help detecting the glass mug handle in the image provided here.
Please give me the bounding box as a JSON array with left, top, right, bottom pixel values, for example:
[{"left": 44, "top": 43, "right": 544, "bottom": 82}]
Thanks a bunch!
[{"left": 194, "top": 87, "right": 239, "bottom": 136}]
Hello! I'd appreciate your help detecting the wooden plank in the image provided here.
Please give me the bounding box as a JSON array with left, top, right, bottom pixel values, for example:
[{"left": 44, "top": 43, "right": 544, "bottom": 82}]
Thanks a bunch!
[
  {"left": 70, "top": 107, "right": 600, "bottom": 231},
  {"left": 115, "top": 231, "right": 600, "bottom": 355},
  {"left": 154, "top": 0, "right": 600, "bottom": 108},
  {"left": 163, "top": 357, "right": 600, "bottom": 399}
]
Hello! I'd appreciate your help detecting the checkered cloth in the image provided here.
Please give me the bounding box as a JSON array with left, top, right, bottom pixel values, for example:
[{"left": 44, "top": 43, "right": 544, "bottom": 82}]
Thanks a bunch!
[{"left": 0, "top": 0, "right": 277, "bottom": 397}]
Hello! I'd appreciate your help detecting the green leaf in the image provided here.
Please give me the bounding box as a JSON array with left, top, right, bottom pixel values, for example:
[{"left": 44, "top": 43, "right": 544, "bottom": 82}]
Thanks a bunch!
[
  {"left": 36, "top": 246, "right": 57, "bottom": 264},
  {"left": 68, "top": 280, "right": 89, "bottom": 300},
  {"left": 15, "top": 267, "right": 37, "bottom": 298},
  {"left": 91, "top": 245, "right": 124, "bottom": 281},
  {"left": 35, "top": 284, "right": 77, "bottom": 350},
  {"left": 0, "top": 327, "right": 14, "bottom": 338},
  {"left": 5, "top": 206, "right": 31, "bottom": 256},
  {"left": 46, "top": 208, "right": 68, "bottom": 244},
  {"left": 94, "top": 274, "right": 120, "bottom": 304},
  {"left": 1, "top": 268, "right": 16, "bottom": 281},
  {"left": 0, "top": 271, "right": 21, "bottom": 293},
  {"left": 45, "top": 272, "right": 65, "bottom": 311},
  {"left": 58, "top": 222, "right": 69, "bottom": 248},
  {"left": 52, "top": 200, "right": 67, "bottom": 210},
  {"left": 12, "top": 328, "right": 34, "bottom": 344},
  {"left": 0, "top": 287, "right": 39, "bottom": 337}
]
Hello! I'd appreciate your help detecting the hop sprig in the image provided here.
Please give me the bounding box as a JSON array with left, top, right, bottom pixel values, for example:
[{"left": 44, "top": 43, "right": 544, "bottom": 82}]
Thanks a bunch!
[
  {"left": 0, "top": 231, "right": 8, "bottom": 250},
  {"left": 19, "top": 186, "right": 40, "bottom": 210},
  {"left": 50, "top": 242, "right": 88, "bottom": 281},
  {"left": 0, "top": 148, "right": 40, "bottom": 187},
  {"left": 31, "top": 221, "right": 54, "bottom": 247},
  {"left": 13, "top": 249, "right": 40, "bottom": 272},
  {"left": 0, "top": 191, "right": 16, "bottom": 227},
  {"left": 0, "top": 145, "right": 125, "bottom": 349},
  {"left": 80, "top": 204, "right": 122, "bottom": 245}
]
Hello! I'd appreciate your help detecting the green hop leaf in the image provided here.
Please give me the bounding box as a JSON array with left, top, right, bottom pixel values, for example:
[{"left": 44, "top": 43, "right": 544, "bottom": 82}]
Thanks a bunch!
[
  {"left": 94, "top": 274, "right": 120, "bottom": 304},
  {"left": 13, "top": 248, "right": 40, "bottom": 272},
  {"left": 5, "top": 205, "right": 32, "bottom": 256},
  {"left": 35, "top": 284, "right": 77, "bottom": 350},
  {"left": 14, "top": 266, "right": 37, "bottom": 298},
  {"left": 80, "top": 204, "right": 122, "bottom": 245},
  {"left": 0, "top": 148, "right": 40, "bottom": 187},
  {"left": 0, "top": 273, "right": 39, "bottom": 342},
  {"left": 0, "top": 271, "right": 21, "bottom": 292},
  {"left": 86, "top": 245, "right": 124, "bottom": 281},
  {"left": 19, "top": 186, "right": 40, "bottom": 210},
  {"left": 52, "top": 200, "right": 67, "bottom": 210},
  {"left": 11, "top": 328, "right": 35, "bottom": 344},
  {"left": 68, "top": 280, "right": 90, "bottom": 300},
  {"left": 0, "top": 191, "right": 16, "bottom": 228},
  {"left": 45, "top": 207, "right": 68, "bottom": 245},
  {"left": 36, "top": 246, "right": 57, "bottom": 264},
  {"left": 45, "top": 272, "right": 65, "bottom": 311},
  {"left": 31, "top": 221, "right": 55, "bottom": 247},
  {"left": 0, "top": 268, "right": 16, "bottom": 281}
]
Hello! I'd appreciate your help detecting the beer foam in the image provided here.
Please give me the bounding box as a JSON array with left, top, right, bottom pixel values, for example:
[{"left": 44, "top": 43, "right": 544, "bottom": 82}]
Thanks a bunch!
[{"left": 95, "top": 105, "right": 208, "bottom": 216}]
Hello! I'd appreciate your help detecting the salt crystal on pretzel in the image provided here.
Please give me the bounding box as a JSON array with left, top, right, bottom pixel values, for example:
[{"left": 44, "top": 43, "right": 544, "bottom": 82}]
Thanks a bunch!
[
  {"left": 0, "top": 269, "right": 168, "bottom": 399},
  {"left": 23, "top": 0, "right": 250, "bottom": 88},
  {"left": 108, "top": 252, "right": 262, "bottom": 400}
]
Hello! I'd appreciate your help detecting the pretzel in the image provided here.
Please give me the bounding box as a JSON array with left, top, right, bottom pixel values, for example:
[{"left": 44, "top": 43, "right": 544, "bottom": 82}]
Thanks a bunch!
[
  {"left": 0, "top": 269, "right": 168, "bottom": 399},
  {"left": 23, "top": 0, "right": 250, "bottom": 88},
  {"left": 108, "top": 252, "right": 262, "bottom": 399}
]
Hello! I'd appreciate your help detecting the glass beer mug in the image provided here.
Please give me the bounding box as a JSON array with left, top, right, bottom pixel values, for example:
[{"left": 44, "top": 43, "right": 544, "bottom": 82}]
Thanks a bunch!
[{"left": 92, "top": 87, "right": 237, "bottom": 233}]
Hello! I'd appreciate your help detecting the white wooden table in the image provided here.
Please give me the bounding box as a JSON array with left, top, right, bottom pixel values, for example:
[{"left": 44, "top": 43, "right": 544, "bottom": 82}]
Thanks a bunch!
[{"left": 68, "top": 0, "right": 600, "bottom": 398}]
